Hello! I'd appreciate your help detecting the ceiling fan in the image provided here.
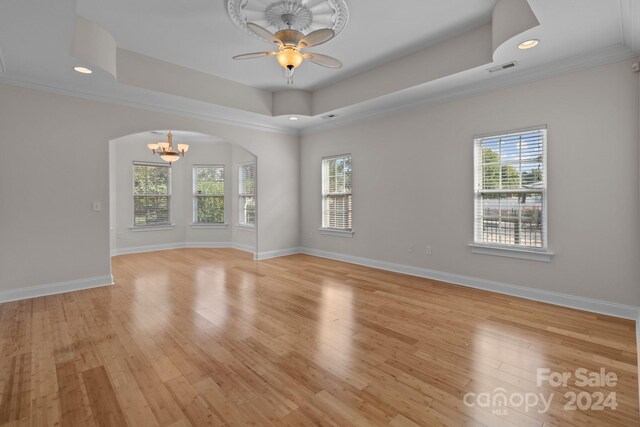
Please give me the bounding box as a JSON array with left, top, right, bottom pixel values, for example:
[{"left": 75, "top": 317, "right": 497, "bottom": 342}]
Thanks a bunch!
[{"left": 233, "top": 14, "right": 343, "bottom": 85}]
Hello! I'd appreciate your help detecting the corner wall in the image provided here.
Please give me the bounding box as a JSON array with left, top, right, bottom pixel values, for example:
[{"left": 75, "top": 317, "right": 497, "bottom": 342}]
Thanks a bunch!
[
  {"left": 300, "top": 59, "right": 640, "bottom": 307},
  {"left": 0, "top": 83, "right": 299, "bottom": 297}
]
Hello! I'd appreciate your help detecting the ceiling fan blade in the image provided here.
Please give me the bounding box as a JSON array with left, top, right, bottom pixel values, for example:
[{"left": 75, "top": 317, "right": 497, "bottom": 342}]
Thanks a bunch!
[
  {"left": 298, "top": 28, "right": 335, "bottom": 48},
  {"left": 303, "top": 53, "right": 342, "bottom": 68},
  {"left": 247, "top": 22, "right": 283, "bottom": 46},
  {"left": 233, "top": 51, "right": 276, "bottom": 60}
]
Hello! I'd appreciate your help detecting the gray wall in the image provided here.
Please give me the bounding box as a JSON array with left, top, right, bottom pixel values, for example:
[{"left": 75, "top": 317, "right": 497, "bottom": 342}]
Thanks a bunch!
[
  {"left": 0, "top": 84, "right": 299, "bottom": 293},
  {"left": 1, "top": 59, "right": 638, "bottom": 309},
  {"left": 300, "top": 59, "right": 640, "bottom": 306}
]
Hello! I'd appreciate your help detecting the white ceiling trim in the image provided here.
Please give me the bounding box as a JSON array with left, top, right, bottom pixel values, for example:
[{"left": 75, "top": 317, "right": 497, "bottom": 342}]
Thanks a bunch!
[
  {"left": 0, "top": 75, "right": 297, "bottom": 136},
  {"left": 302, "top": 44, "right": 636, "bottom": 135},
  {"left": 0, "top": 42, "right": 633, "bottom": 139}
]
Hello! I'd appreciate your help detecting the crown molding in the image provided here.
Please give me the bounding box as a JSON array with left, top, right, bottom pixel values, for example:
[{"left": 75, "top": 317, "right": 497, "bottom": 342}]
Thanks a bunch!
[
  {"left": 0, "top": 75, "right": 299, "bottom": 136},
  {"left": 0, "top": 42, "right": 634, "bottom": 139},
  {"left": 301, "top": 44, "right": 636, "bottom": 135}
]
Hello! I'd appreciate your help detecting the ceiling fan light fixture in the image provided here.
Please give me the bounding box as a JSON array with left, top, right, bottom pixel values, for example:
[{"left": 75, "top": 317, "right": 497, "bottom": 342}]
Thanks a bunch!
[
  {"left": 276, "top": 47, "right": 304, "bottom": 70},
  {"left": 230, "top": 4, "right": 346, "bottom": 84},
  {"left": 518, "top": 39, "right": 539, "bottom": 50}
]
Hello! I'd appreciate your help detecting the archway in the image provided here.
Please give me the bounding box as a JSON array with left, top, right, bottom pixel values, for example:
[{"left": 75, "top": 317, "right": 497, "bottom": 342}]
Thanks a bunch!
[{"left": 108, "top": 130, "right": 258, "bottom": 269}]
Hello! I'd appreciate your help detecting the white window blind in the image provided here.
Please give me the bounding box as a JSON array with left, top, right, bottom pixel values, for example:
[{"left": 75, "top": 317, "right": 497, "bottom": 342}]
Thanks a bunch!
[
  {"left": 322, "top": 154, "right": 352, "bottom": 230},
  {"left": 193, "top": 165, "right": 225, "bottom": 224},
  {"left": 133, "top": 162, "right": 171, "bottom": 226},
  {"left": 474, "top": 128, "right": 547, "bottom": 249},
  {"left": 239, "top": 163, "right": 256, "bottom": 226}
]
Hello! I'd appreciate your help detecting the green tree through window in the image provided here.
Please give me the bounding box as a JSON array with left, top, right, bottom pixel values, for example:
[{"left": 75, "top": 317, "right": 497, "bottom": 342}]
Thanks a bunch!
[
  {"left": 194, "top": 166, "right": 225, "bottom": 223},
  {"left": 133, "top": 163, "right": 171, "bottom": 226},
  {"left": 474, "top": 129, "right": 546, "bottom": 248}
]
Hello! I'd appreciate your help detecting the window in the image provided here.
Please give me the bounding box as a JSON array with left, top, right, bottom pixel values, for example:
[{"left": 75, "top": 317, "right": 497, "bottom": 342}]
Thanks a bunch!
[
  {"left": 239, "top": 163, "right": 256, "bottom": 226},
  {"left": 133, "top": 162, "right": 171, "bottom": 226},
  {"left": 474, "top": 127, "right": 547, "bottom": 249},
  {"left": 193, "top": 165, "right": 225, "bottom": 224},
  {"left": 322, "top": 154, "right": 352, "bottom": 230}
]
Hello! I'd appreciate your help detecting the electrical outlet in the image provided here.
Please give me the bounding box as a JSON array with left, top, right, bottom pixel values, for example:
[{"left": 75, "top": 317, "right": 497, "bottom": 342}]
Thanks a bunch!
[
  {"left": 425, "top": 245, "right": 432, "bottom": 255},
  {"left": 408, "top": 245, "right": 414, "bottom": 253},
  {"left": 92, "top": 201, "right": 102, "bottom": 212}
]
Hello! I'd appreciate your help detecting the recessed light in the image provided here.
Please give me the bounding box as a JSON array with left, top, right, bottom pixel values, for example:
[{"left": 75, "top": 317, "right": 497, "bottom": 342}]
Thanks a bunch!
[
  {"left": 289, "top": 116, "right": 299, "bottom": 121},
  {"left": 518, "top": 39, "right": 539, "bottom": 50},
  {"left": 73, "top": 66, "right": 93, "bottom": 74}
]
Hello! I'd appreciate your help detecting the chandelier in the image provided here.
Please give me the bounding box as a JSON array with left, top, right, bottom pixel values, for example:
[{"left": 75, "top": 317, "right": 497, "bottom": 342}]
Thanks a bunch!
[{"left": 146, "top": 132, "right": 189, "bottom": 164}]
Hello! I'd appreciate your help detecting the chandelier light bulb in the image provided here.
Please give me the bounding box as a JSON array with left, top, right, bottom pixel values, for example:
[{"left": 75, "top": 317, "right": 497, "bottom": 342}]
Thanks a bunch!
[{"left": 161, "top": 152, "right": 180, "bottom": 163}]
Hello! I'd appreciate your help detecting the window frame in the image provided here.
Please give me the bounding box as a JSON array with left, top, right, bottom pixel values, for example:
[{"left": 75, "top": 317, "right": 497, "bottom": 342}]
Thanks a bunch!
[
  {"left": 192, "top": 164, "right": 226, "bottom": 225},
  {"left": 238, "top": 162, "right": 256, "bottom": 227},
  {"left": 320, "top": 154, "right": 353, "bottom": 236},
  {"left": 471, "top": 126, "right": 552, "bottom": 260},
  {"left": 131, "top": 161, "right": 173, "bottom": 229}
]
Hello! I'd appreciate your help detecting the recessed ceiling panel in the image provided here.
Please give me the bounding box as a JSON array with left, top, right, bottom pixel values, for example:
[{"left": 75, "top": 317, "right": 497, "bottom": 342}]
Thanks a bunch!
[{"left": 76, "top": 0, "right": 497, "bottom": 90}]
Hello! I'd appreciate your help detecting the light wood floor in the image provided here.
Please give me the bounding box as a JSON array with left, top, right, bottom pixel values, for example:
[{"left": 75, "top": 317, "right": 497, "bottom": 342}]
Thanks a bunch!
[{"left": 1, "top": 249, "right": 638, "bottom": 426}]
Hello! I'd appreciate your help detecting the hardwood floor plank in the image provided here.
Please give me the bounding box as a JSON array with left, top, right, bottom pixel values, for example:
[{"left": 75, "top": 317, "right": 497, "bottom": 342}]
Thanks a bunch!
[
  {"left": 82, "top": 366, "right": 127, "bottom": 427},
  {"left": 0, "top": 249, "right": 637, "bottom": 426},
  {"left": 55, "top": 360, "right": 95, "bottom": 427},
  {"left": 164, "top": 376, "right": 224, "bottom": 427},
  {"left": 124, "top": 354, "right": 185, "bottom": 426}
]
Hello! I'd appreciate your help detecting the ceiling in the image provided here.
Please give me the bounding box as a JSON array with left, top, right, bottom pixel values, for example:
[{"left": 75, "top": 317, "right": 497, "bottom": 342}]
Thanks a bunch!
[
  {"left": 0, "top": 0, "right": 637, "bottom": 133},
  {"left": 75, "top": 0, "right": 497, "bottom": 90}
]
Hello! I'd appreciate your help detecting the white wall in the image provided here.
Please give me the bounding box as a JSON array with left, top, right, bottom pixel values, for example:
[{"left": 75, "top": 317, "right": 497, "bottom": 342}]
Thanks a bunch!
[
  {"left": 0, "top": 83, "right": 299, "bottom": 294},
  {"left": 301, "top": 59, "right": 640, "bottom": 307},
  {"left": 109, "top": 134, "right": 256, "bottom": 253}
]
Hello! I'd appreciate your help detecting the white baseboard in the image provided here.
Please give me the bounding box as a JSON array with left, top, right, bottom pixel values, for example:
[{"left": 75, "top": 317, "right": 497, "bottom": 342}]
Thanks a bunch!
[
  {"left": 255, "top": 247, "right": 302, "bottom": 260},
  {"left": 111, "top": 242, "right": 255, "bottom": 257},
  {"left": 112, "top": 242, "right": 299, "bottom": 261},
  {"left": 111, "top": 242, "right": 184, "bottom": 256},
  {"left": 232, "top": 243, "right": 256, "bottom": 254},
  {"left": 299, "top": 248, "right": 640, "bottom": 320},
  {"left": 0, "top": 275, "right": 113, "bottom": 304}
]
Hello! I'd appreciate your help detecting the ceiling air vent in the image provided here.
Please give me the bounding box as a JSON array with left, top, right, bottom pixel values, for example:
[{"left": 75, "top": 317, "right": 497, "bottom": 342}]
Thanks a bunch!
[
  {"left": 488, "top": 62, "right": 518, "bottom": 73},
  {"left": 322, "top": 114, "right": 337, "bottom": 119}
]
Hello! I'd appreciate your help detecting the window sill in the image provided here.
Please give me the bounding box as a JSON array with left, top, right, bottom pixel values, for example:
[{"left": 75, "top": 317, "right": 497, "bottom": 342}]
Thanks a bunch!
[
  {"left": 469, "top": 243, "right": 553, "bottom": 262},
  {"left": 129, "top": 224, "right": 175, "bottom": 232},
  {"left": 237, "top": 224, "right": 256, "bottom": 231},
  {"left": 319, "top": 228, "right": 354, "bottom": 238},
  {"left": 191, "top": 223, "right": 228, "bottom": 229}
]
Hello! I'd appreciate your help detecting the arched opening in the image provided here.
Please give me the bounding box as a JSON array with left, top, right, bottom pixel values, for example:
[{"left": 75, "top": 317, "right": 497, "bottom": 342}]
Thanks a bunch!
[{"left": 108, "top": 130, "right": 258, "bottom": 269}]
